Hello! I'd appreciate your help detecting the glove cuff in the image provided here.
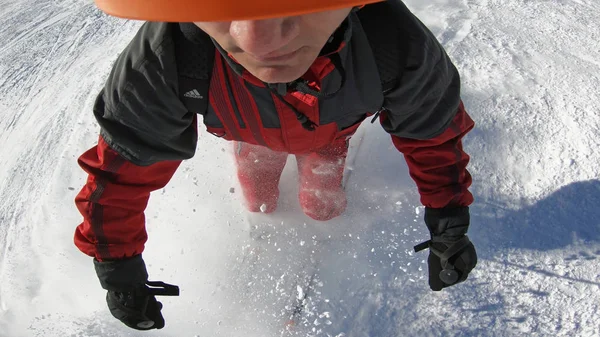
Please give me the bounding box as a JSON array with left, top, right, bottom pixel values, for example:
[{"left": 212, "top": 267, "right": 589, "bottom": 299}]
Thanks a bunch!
[
  {"left": 424, "top": 206, "right": 470, "bottom": 238},
  {"left": 94, "top": 255, "right": 149, "bottom": 292}
]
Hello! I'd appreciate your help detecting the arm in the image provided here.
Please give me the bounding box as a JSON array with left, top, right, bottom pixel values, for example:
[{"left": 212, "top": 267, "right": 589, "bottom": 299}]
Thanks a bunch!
[
  {"left": 377, "top": 4, "right": 474, "bottom": 208},
  {"left": 73, "top": 22, "right": 197, "bottom": 260},
  {"left": 74, "top": 136, "right": 182, "bottom": 261},
  {"left": 378, "top": 6, "right": 477, "bottom": 290},
  {"left": 387, "top": 102, "right": 474, "bottom": 208},
  {"left": 74, "top": 22, "right": 196, "bottom": 329}
]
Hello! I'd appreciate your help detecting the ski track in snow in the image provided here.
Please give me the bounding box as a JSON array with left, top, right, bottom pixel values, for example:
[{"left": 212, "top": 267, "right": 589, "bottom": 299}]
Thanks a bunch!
[{"left": 1, "top": 0, "right": 599, "bottom": 336}]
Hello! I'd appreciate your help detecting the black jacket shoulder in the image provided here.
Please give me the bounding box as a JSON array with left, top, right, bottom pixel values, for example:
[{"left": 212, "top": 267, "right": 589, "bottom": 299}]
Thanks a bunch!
[
  {"left": 94, "top": 22, "right": 197, "bottom": 166},
  {"left": 377, "top": 1, "right": 462, "bottom": 140}
]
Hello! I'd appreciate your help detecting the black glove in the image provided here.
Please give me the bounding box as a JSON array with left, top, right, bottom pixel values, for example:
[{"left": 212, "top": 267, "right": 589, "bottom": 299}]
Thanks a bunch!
[
  {"left": 414, "top": 206, "right": 477, "bottom": 291},
  {"left": 94, "top": 255, "right": 179, "bottom": 330}
]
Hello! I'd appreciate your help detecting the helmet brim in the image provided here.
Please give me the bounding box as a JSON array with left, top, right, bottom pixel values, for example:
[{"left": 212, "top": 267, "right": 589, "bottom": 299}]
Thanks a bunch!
[{"left": 94, "top": 0, "right": 384, "bottom": 22}]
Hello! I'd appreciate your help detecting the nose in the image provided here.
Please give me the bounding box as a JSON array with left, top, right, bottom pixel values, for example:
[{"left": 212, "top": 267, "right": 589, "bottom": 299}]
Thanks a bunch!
[{"left": 229, "top": 17, "right": 299, "bottom": 58}]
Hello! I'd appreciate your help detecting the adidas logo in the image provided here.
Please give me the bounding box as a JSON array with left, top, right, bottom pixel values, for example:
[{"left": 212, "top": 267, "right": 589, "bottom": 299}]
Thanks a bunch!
[{"left": 184, "top": 89, "right": 203, "bottom": 99}]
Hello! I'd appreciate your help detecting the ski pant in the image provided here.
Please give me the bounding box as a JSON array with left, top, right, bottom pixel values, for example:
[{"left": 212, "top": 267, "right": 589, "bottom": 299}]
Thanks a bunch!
[{"left": 233, "top": 140, "right": 349, "bottom": 221}]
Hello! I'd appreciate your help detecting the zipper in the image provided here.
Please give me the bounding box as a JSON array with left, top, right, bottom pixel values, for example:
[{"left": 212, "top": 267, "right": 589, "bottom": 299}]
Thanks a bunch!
[{"left": 370, "top": 106, "right": 386, "bottom": 123}]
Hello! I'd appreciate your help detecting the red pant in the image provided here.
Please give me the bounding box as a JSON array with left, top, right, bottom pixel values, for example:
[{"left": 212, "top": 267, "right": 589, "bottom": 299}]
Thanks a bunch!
[{"left": 234, "top": 140, "right": 349, "bottom": 221}]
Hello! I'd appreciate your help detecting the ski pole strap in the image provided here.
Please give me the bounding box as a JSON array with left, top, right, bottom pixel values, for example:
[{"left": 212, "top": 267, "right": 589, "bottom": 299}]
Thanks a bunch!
[{"left": 143, "top": 281, "right": 180, "bottom": 297}]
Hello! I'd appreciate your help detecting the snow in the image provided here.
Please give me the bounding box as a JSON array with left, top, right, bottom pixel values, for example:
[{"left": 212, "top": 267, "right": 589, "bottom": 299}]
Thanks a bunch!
[
  {"left": 1, "top": 0, "right": 599, "bottom": 336},
  {"left": 260, "top": 204, "right": 268, "bottom": 213}
]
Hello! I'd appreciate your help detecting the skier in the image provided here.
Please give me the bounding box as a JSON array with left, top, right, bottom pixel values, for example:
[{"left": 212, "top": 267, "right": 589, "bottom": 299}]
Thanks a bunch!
[{"left": 75, "top": 0, "right": 478, "bottom": 330}]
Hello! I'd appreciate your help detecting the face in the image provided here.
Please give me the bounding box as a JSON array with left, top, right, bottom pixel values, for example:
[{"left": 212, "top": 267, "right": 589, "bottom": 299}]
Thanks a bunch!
[{"left": 194, "top": 8, "right": 352, "bottom": 83}]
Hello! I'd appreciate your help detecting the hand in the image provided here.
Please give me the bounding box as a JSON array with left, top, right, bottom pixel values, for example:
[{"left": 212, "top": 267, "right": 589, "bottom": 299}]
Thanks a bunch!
[
  {"left": 94, "top": 255, "right": 179, "bottom": 330},
  {"left": 106, "top": 285, "right": 165, "bottom": 330},
  {"left": 414, "top": 206, "right": 477, "bottom": 291}
]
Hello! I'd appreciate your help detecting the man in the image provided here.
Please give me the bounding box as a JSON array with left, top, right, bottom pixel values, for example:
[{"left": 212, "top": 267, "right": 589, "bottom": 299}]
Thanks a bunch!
[{"left": 75, "top": 0, "right": 478, "bottom": 331}]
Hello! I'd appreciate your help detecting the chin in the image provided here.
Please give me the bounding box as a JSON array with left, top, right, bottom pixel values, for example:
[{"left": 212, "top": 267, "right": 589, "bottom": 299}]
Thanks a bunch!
[
  {"left": 239, "top": 48, "right": 318, "bottom": 84},
  {"left": 249, "top": 62, "right": 312, "bottom": 84}
]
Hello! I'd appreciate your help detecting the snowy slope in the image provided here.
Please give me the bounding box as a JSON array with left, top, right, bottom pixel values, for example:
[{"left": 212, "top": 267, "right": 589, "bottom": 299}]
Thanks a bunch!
[{"left": 1, "top": 0, "right": 599, "bottom": 336}]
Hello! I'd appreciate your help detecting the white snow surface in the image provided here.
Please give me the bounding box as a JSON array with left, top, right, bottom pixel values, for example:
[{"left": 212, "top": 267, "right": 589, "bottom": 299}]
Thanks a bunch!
[{"left": 1, "top": 0, "right": 599, "bottom": 336}]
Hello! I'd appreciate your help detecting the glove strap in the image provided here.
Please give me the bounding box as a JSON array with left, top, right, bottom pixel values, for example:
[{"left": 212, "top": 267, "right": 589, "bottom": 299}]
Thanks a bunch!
[
  {"left": 142, "top": 281, "right": 180, "bottom": 297},
  {"left": 435, "top": 236, "right": 472, "bottom": 260},
  {"left": 414, "top": 236, "right": 472, "bottom": 286},
  {"left": 413, "top": 236, "right": 472, "bottom": 259},
  {"left": 413, "top": 240, "right": 431, "bottom": 253}
]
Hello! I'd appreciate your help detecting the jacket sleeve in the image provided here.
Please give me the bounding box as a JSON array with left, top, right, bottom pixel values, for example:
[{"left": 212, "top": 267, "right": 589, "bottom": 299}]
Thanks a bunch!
[
  {"left": 379, "top": 7, "right": 474, "bottom": 208},
  {"left": 384, "top": 102, "right": 474, "bottom": 208},
  {"left": 74, "top": 137, "right": 181, "bottom": 261},
  {"left": 74, "top": 22, "right": 198, "bottom": 261}
]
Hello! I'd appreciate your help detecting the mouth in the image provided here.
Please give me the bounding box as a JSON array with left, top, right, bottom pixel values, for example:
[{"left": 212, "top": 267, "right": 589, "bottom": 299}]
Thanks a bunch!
[{"left": 249, "top": 47, "right": 303, "bottom": 63}]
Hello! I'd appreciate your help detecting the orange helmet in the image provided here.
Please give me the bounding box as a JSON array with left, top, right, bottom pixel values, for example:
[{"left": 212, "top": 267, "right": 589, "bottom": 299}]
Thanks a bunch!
[{"left": 94, "top": 0, "right": 384, "bottom": 22}]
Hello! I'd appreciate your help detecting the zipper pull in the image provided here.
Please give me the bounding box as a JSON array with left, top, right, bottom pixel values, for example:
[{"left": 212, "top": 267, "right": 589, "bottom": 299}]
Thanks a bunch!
[{"left": 371, "top": 106, "right": 385, "bottom": 123}]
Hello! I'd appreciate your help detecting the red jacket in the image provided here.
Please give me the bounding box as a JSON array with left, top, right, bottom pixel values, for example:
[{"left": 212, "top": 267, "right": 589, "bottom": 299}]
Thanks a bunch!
[{"left": 75, "top": 3, "right": 474, "bottom": 261}]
